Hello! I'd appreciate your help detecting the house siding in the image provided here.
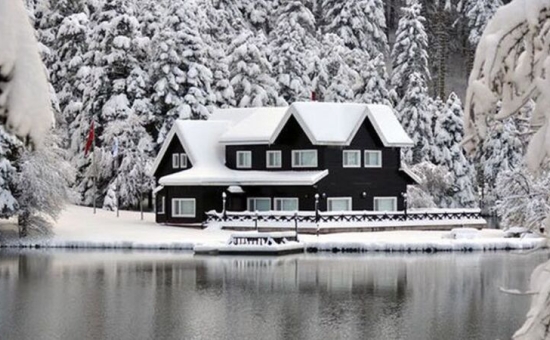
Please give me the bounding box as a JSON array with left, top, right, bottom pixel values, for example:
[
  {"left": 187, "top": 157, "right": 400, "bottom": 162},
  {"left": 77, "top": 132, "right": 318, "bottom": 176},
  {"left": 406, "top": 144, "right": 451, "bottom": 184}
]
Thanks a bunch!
[{"left": 154, "top": 137, "right": 193, "bottom": 181}]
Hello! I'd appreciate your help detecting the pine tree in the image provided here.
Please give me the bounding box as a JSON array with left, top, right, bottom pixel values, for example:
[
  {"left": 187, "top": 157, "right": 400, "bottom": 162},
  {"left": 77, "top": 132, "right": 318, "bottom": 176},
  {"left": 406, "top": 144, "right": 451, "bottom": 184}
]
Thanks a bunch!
[
  {"left": 479, "top": 117, "right": 524, "bottom": 208},
  {"left": 316, "top": 34, "right": 356, "bottom": 102},
  {"left": 390, "top": 0, "right": 430, "bottom": 102},
  {"left": 354, "top": 53, "right": 391, "bottom": 106},
  {"left": 434, "top": 92, "right": 477, "bottom": 208},
  {"left": 228, "top": 32, "right": 281, "bottom": 107},
  {"left": 269, "top": 0, "right": 319, "bottom": 103},
  {"left": 0, "top": 127, "right": 20, "bottom": 219},
  {"left": 321, "top": 0, "right": 388, "bottom": 57},
  {"left": 396, "top": 72, "right": 433, "bottom": 165},
  {"left": 463, "top": 0, "right": 502, "bottom": 46}
]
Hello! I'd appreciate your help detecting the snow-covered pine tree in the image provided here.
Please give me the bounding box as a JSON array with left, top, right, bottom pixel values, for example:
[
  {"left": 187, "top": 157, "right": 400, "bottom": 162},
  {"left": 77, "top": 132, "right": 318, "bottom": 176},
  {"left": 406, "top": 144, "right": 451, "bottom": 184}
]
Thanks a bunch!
[
  {"left": 240, "top": 0, "right": 276, "bottom": 34},
  {"left": 269, "top": 0, "right": 319, "bottom": 103},
  {"left": 315, "top": 34, "right": 355, "bottom": 103},
  {"left": 353, "top": 53, "right": 391, "bottom": 106},
  {"left": 396, "top": 72, "right": 433, "bottom": 165},
  {"left": 150, "top": 0, "right": 214, "bottom": 146},
  {"left": 390, "top": 0, "right": 430, "bottom": 102},
  {"left": 434, "top": 92, "right": 477, "bottom": 208},
  {"left": 321, "top": 0, "right": 388, "bottom": 58},
  {"left": 16, "top": 132, "right": 74, "bottom": 237},
  {"left": 0, "top": 127, "right": 21, "bottom": 219},
  {"left": 463, "top": 0, "right": 502, "bottom": 46},
  {"left": 227, "top": 31, "right": 282, "bottom": 107},
  {"left": 479, "top": 117, "right": 524, "bottom": 209}
]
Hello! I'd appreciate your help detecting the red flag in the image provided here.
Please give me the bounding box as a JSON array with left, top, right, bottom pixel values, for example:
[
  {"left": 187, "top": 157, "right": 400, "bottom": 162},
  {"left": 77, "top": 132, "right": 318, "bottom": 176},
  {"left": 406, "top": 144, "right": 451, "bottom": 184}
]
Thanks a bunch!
[{"left": 84, "top": 121, "right": 95, "bottom": 156}]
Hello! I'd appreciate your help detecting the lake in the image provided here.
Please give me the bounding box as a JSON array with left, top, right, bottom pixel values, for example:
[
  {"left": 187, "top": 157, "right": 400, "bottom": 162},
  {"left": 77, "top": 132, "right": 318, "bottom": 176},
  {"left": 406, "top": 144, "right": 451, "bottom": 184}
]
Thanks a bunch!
[{"left": 0, "top": 250, "right": 547, "bottom": 340}]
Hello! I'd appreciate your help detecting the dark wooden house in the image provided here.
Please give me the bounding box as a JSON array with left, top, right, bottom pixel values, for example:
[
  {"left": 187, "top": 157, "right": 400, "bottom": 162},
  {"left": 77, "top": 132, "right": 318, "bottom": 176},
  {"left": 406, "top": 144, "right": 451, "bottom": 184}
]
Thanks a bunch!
[{"left": 152, "top": 102, "right": 419, "bottom": 225}]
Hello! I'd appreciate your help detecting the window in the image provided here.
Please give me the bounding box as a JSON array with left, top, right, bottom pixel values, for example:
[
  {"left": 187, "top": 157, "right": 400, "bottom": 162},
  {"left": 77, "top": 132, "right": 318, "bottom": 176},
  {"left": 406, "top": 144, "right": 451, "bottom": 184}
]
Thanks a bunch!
[
  {"left": 237, "top": 151, "right": 252, "bottom": 168},
  {"left": 266, "top": 150, "right": 282, "bottom": 168},
  {"left": 172, "top": 153, "right": 179, "bottom": 168},
  {"left": 292, "top": 150, "right": 318, "bottom": 168},
  {"left": 180, "top": 153, "right": 188, "bottom": 168},
  {"left": 343, "top": 150, "right": 361, "bottom": 168},
  {"left": 172, "top": 199, "right": 196, "bottom": 218},
  {"left": 247, "top": 198, "right": 271, "bottom": 212},
  {"left": 364, "top": 150, "right": 382, "bottom": 168},
  {"left": 327, "top": 197, "right": 352, "bottom": 211},
  {"left": 157, "top": 196, "right": 165, "bottom": 214},
  {"left": 373, "top": 197, "right": 397, "bottom": 212},
  {"left": 274, "top": 198, "right": 299, "bottom": 211}
]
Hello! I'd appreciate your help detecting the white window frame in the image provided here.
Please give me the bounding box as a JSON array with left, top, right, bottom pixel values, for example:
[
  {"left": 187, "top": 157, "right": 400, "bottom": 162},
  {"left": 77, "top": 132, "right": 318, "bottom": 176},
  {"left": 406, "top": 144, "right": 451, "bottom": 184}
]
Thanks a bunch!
[
  {"left": 274, "top": 197, "right": 299, "bottom": 211},
  {"left": 171, "top": 198, "right": 196, "bottom": 218},
  {"left": 266, "top": 150, "right": 282, "bottom": 168},
  {"left": 172, "top": 153, "right": 180, "bottom": 169},
  {"left": 157, "top": 196, "right": 165, "bottom": 214},
  {"left": 236, "top": 151, "right": 252, "bottom": 169},
  {"left": 364, "top": 150, "right": 382, "bottom": 168},
  {"left": 327, "top": 197, "right": 353, "bottom": 212},
  {"left": 342, "top": 150, "right": 361, "bottom": 168},
  {"left": 247, "top": 197, "right": 272, "bottom": 212},
  {"left": 180, "top": 153, "right": 188, "bottom": 168},
  {"left": 373, "top": 197, "right": 397, "bottom": 212},
  {"left": 291, "top": 150, "right": 318, "bottom": 168}
]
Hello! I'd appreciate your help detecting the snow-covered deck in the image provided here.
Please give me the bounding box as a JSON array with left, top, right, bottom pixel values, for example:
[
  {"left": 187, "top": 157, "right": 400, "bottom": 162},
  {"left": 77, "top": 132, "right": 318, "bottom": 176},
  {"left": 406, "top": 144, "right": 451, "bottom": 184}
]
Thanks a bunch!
[{"left": 0, "top": 205, "right": 545, "bottom": 253}]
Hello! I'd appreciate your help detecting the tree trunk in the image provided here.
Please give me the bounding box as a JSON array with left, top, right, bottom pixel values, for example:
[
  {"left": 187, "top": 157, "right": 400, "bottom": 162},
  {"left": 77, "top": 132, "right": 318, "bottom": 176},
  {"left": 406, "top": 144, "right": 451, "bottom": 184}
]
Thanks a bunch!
[{"left": 18, "top": 211, "right": 30, "bottom": 238}]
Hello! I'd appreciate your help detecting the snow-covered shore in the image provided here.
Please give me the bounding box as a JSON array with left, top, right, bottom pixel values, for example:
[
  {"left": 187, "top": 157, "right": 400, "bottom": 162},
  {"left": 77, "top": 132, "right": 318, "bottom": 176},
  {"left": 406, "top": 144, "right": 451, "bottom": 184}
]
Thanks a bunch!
[{"left": 0, "top": 205, "right": 545, "bottom": 252}]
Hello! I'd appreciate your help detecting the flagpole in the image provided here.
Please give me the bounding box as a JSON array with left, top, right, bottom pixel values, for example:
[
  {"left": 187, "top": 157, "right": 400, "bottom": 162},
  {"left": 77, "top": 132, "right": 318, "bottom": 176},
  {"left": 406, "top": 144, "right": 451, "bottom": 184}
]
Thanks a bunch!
[{"left": 92, "top": 122, "right": 97, "bottom": 215}]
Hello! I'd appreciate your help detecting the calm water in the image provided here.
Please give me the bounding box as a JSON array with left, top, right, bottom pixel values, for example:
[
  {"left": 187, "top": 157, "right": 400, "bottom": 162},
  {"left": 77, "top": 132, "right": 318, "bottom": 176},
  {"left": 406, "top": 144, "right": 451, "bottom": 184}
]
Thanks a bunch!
[{"left": 0, "top": 250, "right": 548, "bottom": 340}]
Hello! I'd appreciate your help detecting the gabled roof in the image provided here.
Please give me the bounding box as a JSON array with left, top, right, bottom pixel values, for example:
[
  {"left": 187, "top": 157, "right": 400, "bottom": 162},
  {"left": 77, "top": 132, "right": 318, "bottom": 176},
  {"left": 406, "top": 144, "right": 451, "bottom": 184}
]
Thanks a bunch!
[
  {"left": 366, "top": 105, "right": 414, "bottom": 147},
  {"left": 215, "top": 102, "right": 413, "bottom": 147},
  {"left": 218, "top": 107, "right": 290, "bottom": 145}
]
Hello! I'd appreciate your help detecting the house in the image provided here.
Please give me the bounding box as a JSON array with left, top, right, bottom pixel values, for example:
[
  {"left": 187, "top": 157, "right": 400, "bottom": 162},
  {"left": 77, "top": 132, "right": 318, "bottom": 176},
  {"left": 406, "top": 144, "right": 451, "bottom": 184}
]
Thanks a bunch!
[{"left": 151, "top": 102, "right": 419, "bottom": 225}]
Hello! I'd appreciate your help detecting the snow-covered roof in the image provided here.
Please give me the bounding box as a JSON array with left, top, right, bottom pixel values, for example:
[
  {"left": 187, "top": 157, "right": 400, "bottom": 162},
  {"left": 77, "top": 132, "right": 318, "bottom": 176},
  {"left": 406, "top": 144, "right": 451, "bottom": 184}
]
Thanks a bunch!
[
  {"left": 366, "top": 105, "right": 414, "bottom": 147},
  {"left": 160, "top": 169, "right": 329, "bottom": 186},
  {"left": 400, "top": 163, "right": 421, "bottom": 184},
  {"left": 218, "top": 107, "right": 290, "bottom": 145},
  {"left": 290, "top": 102, "right": 368, "bottom": 146}
]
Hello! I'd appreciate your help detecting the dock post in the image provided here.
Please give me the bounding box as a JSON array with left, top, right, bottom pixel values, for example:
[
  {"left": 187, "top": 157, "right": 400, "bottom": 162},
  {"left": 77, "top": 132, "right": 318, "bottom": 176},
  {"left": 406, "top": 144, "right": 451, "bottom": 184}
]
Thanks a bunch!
[{"left": 294, "top": 212, "right": 299, "bottom": 240}]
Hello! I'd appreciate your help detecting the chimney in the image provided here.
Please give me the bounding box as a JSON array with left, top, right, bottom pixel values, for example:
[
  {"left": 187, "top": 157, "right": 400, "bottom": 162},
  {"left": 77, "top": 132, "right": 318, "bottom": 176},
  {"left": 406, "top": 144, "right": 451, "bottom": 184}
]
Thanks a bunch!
[{"left": 311, "top": 91, "right": 316, "bottom": 101}]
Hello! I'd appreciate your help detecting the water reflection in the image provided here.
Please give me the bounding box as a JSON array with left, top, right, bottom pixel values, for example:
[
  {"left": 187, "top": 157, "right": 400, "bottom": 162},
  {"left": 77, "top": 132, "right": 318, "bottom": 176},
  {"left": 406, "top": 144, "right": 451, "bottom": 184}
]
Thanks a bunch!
[{"left": 0, "top": 250, "right": 547, "bottom": 340}]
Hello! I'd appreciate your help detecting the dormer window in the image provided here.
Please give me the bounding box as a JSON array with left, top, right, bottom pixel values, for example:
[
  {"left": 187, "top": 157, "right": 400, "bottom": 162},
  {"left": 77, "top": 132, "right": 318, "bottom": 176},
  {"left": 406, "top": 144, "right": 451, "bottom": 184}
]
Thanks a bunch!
[
  {"left": 292, "top": 150, "right": 318, "bottom": 168},
  {"left": 237, "top": 151, "right": 252, "bottom": 168},
  {"left": 173, "top": 153, "right": 188, "bottom": 169},
  {"left": 180, "top": 153, "right": 188, "bottom": 168}
]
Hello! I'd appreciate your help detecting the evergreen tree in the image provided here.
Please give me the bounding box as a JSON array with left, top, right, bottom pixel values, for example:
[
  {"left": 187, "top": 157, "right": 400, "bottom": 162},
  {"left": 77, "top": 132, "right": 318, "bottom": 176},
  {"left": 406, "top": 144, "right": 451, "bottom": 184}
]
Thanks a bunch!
[
  {"left": 480, "top": 117, "right": 524, "bottom": 208},
  {"left": 321, "top": 0, "right": 388, "bottom": 57},
  {"left": 463, "top": 0, "right": 502, "bottom": 46},
  {"left": 396, "top": 72, "right": 433, "bottom": 165},
  {"left": 0, "top": 127, "right": 20, "bottom": 219},
  {"left": 227, "top": 32, "right": 281, "bottom": 107},
  {"left": 269, "top": 0, "right": 319, "bottom": 103},
  {"left": 390, "top": 0, "right": 430, "bottom": 102},
  {"left": 316, "top": 34, "right": 355, "bottom": 102},
  {"left": 354, "top": 53, "right": 391, "bottom": 106},
  {"left": 434, "top": 92, "right": 477, "bottom": 208}
]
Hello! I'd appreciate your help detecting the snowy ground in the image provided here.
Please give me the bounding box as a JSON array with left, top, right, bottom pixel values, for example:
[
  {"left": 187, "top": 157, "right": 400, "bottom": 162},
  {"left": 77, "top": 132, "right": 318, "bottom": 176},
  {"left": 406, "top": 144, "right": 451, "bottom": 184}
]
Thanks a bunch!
[{"left": 0, "top": 205, "right": 545, "bottom": 252}]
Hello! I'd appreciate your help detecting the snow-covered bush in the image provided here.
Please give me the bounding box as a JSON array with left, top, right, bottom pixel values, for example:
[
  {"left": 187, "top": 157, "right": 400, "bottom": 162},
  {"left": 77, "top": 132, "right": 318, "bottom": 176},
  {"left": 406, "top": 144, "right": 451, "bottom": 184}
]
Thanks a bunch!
[
  {"left": 410, "top": 161, "right": 453, "bottom": 208},
  {"left": 406, "top": 185, "right": 437, "bottom": 209}
]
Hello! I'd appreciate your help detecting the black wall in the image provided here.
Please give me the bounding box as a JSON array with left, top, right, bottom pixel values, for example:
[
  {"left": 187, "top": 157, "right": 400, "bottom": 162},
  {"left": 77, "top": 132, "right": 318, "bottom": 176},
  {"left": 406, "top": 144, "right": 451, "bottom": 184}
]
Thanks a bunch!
[{"left": 154, "top": 136, "right": 193, "bottom": 181}]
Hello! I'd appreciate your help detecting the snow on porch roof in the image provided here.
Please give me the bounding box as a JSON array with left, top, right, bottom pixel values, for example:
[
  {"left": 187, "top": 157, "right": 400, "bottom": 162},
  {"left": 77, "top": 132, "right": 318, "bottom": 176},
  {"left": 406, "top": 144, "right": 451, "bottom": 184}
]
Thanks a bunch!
[
  {"left": 160, "top": 169, "right": 329, "bottom": 186},
  {"left": 218, "top": 107, "right": 290, "bottom": 145}
]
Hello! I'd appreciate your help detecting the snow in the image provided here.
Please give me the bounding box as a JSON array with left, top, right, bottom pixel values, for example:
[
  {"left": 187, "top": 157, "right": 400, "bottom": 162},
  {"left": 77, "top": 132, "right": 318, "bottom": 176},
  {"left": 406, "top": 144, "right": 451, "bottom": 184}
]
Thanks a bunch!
[
  {"left": 290, "top": 102, "right": 367, "bottom": 145},
  {"left": 0, "top": 205, "right": 545, "bottom": 253},
  {"left": 366, "top": 104, "right": 415, "bottom": 147},
  {"left": 448, "top": 228, "right": 480, "bottom": 240},
  {"left": 0, "top": 0, "right": 54, "bottom": 146},
  {"left": 219, "top": 107, "right": 289, "bottom": 144},
  {"left": 154, "top": 118, "right": 329, "bottom": 186}
]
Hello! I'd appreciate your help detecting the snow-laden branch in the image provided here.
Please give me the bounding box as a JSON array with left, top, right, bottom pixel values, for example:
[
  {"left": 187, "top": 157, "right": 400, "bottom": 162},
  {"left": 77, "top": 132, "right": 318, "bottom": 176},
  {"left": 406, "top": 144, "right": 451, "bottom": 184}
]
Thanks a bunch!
[
  {"left": 0, "top": 0, "right": 53, "bottom": 147},
  {"left": 464, "top": 0, "right": 550, "bottom": 172}
]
